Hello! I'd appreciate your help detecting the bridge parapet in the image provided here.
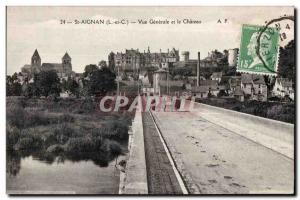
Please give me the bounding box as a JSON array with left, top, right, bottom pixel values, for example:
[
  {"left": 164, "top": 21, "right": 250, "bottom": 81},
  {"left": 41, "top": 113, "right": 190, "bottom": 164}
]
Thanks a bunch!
[
  {"left": 121, "top": 110, "right": 148, "bottom": 194},
  {"left": 192, "top": 102, "right": 294, "bottom": 159}
]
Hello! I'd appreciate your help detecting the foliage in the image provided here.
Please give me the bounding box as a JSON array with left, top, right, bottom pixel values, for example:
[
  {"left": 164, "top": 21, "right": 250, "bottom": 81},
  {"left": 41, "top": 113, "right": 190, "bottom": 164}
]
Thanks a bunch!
[
  {"left": 198, "top": 97, "right": 294, "bottom": 124},
  {"left": 85, "top": 68, "right": 116, "bottom": 96},
  {"left": 98, "top": 60, "right": 107, "bottom": 69},
  {"left": 62, "top": 77, "right": 80, "bottom": 96},
  {"left": 33, "top": 70, "right": 61, "bottom": 97},
  {"left": 6, "top": 74, "right": 22, "bottom": 96},
  {"left": 83, "top": 64, "right": 99, "bottom": 77},
  {"left": 6, "top": 97, "right": 132, "bottom": 168},
  {"left": 278, "top": 40, "right": 295, "bottom": 88}
]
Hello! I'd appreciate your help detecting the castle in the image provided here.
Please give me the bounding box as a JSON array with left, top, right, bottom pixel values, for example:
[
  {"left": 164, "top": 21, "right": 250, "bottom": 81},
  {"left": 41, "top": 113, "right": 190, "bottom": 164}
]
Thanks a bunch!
[
  {"left": 21, "top": 49, "right": 73, "bottom": 79},
  {"left": 108, "top": 47, "right": 180, "bottom": 74}
]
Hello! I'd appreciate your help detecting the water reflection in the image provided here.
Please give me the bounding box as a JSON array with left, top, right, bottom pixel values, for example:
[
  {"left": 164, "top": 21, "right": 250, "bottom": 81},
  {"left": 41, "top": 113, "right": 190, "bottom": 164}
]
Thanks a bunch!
[{"left": 7, "top": 148, "right": 121, "bottom": 177}]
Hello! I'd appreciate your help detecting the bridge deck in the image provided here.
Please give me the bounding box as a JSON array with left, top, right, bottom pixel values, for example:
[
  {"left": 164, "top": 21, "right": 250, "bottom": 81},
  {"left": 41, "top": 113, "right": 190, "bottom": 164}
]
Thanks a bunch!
[
  {"left": 142, "top": 112, "right": 183, "bottom": 194},
  {"left": 151, "top": 111, "right": 294, "bottom": 194}
]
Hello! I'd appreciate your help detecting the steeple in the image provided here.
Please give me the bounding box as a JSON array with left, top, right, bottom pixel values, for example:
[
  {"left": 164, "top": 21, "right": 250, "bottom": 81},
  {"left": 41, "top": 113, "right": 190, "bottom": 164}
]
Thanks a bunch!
[
  {"left": 62, "top": 52, "right": 71, "bottom": 60},
  {"left": 32, "top": 49, "right": 40, "bottom": 59},
  {"left": 62, "top": 51, "right": 72, "bottom": 73},
  {"left": 62, "top": 52, "right": 71, "bottom": 64},
  {"left": 31, "top": 49, "right": 41, "bottom": 67}
]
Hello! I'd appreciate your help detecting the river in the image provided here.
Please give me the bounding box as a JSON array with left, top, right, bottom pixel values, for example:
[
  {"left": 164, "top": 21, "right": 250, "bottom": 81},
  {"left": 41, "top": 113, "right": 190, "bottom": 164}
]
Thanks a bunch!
[{"left": 7, "top": 154, "right": 122, "bottom": 194}]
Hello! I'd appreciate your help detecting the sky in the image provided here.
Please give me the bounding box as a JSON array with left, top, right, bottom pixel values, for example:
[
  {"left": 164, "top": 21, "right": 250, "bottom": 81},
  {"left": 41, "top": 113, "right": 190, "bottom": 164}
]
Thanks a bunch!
[{"left": 6, "top": 6, "right": 294, "bottom": 75}]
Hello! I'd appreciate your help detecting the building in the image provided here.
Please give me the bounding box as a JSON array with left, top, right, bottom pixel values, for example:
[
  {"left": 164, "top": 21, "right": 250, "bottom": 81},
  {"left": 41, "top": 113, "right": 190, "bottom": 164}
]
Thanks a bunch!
[
  {"left": 190, "top": 79, "right": 221, "bottom": 98},
  {"left": 181, "top": 51, "right": 190, "bottom": 61},
  {"left": 228, "top": 48, "right": 239, "bottom": 67},
  {"left": 201, "top": 50, "right": 228, "bottom": 67},
  {"left": 210, "top": 72, "right": 223, "bottom": 83},
  {"left": 191, "top": 85, "right": 210, "bottom": 98},
  {"left": 158, "top": 80, "right": 185, "bottom": 96},
  {"left": 21, "top": 49, "right": 74, "bottom": 80},
  {"left": 153, "top": 68, "right": 169, "bottom": 95},
  {"left": 241, "top": 74, "right": 268, "bottom": 101},
  {"left": 21, "top": 49, "right": 42, "bottom": 76},
  {"left": 234, "top": 86, "right": 244, "bottom": 102},
  {"left": 112, "top": 47, "right": 180, "bottom": 75},
  {"left": 228, "top": 76, "right": 242, "bottom": 95},
  {"left": 273, "top": 78, "right": 294, "bottom": 100}
]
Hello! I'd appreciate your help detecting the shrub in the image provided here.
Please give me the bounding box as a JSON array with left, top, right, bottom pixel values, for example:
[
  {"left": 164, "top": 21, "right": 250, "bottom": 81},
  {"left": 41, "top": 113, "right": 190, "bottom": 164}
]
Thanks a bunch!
[
  {"left": 7, "top": 105, "right": 25, "bottom": 128},
  {"left": 102, "top": 120, "right": 129, "bottom": 142},
  {"left": 14, "top": 130, "right": 43, "bottom": 151},
  {"left": 7, "top": 126, "right": 21, "bottom": 150},
  {"left": 107, "top": 140, "right": 122, "bottom": 156},
  {"left": 59, "top": 114, "right": 75, "bottom": 123},
  {"left": 25, "top": 112, "right": 51, "bottom": 127},
  {"left": 100, "top": 139, "right": 122, "bottom": 156},
  {"left": 53, "top": 123, "right": 77, "bottom": 144},
  {"left": 46, "top": 144, "right": 65, "bottom": 154},
  {"left": 80, "top": 98, "right": 95, "bottom": 113},
  {"left": 64, "top": 137, "right": 97, "bottom": 153}
]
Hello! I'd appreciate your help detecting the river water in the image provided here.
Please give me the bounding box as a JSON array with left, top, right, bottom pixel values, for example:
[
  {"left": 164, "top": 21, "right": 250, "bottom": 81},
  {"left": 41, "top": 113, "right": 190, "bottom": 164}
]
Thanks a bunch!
[{"left": 7, "top": 155, "right": 121, "bottom": 194}]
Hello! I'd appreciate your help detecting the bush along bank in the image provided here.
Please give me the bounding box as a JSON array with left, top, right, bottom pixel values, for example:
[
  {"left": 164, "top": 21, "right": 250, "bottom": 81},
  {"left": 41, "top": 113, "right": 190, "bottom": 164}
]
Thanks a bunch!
[{"left": 7, "top": 99, "right": 131, "bottom": 167}]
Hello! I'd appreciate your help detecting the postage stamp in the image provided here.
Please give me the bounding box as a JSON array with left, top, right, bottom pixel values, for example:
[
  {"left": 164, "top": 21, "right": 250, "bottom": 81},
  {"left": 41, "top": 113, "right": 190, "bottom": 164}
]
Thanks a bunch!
[{"left": 237, "top": 24, "right": 280, "bottom": 76}]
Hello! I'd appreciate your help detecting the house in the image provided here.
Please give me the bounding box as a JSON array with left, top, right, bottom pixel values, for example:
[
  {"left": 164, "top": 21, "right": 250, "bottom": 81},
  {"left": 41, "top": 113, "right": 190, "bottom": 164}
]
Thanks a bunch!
[
  {"left": 199, "top": 80, "right": 220, "bottom": 97},
  {"left": 189, "top": 80, "right": 221, "bottom": 98},
  {"left": 210, "top": 72, "right": 223, "bottom": 83},
  {"left": 228, "top": 76, "right": 241, "bottom": 96},
  {"left": 273, "top": 78, "right": 294, "bottom": 100},
  {"left": 158, "top": 80, "right": 185, "bottom": 96},
  {"left": 191, "top": 86, "right": 210, "bottom": 99},
  {"left": 234, "top": 86, "right": 244, "bottom": 102},
  {"left": 186, "top": 76, "right": 206, "bottom": 85},
  {"left": 241, "top": 74, "right": 267, "bottom": 101}
]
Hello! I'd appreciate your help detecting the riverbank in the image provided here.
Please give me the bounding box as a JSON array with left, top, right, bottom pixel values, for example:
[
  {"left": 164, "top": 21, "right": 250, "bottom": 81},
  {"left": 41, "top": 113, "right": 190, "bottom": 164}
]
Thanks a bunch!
[{"left": 6, "top": 96, "right": 134, "bottom": 194}]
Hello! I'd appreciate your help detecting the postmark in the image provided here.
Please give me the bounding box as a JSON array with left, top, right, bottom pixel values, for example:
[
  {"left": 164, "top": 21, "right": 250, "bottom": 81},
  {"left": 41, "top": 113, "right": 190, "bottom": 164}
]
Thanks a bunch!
[
  {"left": 237, "top": 24, "right": 280, "bottom": 76},
  {"left": 256, "top": 16, "right": 294, "bottom": 73}
]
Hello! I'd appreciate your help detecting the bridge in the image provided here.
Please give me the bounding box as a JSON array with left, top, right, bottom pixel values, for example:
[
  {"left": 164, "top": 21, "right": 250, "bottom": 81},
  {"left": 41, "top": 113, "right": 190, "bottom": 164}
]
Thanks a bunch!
[{"left": 120, "top": 98, "right": 294, "bottom": 194}]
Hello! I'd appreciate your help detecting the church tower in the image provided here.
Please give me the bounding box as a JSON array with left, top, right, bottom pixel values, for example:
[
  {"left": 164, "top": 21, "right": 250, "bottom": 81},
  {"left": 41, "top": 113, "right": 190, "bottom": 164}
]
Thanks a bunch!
[
  {"left": 31, "top": 49, "right": 41, "bottom": 67},
  {"left": 62, "top": 52, "right": 72, "bottom": 74}
]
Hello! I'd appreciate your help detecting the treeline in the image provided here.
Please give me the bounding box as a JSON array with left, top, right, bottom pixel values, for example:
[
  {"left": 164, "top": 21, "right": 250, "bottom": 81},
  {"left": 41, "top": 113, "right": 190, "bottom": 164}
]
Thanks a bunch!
[
  {"left": 278, "top": 40, "right": 295, "bottom": 88},
  {"left": 6, "top": 65, "right": 117, "bottom": 98}
]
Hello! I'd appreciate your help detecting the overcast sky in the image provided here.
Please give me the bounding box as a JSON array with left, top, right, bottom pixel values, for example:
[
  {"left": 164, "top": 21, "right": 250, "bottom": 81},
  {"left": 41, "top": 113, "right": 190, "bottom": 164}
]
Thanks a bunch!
[{"left": 7, "top": 6, "right": 294, "bottom": 75}]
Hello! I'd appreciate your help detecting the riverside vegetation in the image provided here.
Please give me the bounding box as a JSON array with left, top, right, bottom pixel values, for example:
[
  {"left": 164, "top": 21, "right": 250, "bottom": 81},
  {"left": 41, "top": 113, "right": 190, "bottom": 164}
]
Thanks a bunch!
[{"left": 7, "top": 96, "right": 134, "bottom": 175}]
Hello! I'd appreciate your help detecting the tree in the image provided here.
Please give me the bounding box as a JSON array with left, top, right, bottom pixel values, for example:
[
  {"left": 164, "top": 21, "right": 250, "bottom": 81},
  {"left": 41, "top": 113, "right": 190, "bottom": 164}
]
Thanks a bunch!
[
  {"left": 98, "top": 60, "right": 108, "bottom": 69},
  {"left": 6, "top": 75, "right": 22, "bottom": 96},
  {"left": 278, "top": 40, "right": 295, "bottom": 88},
  {"left": 85, "top": 67, "right": 116, "bottom": 96},
  {"left": 11, "top": 72, "right": 18, "bottom": 82},
  {"left": 65, "top": 77, "right": 79, "bottom": 97},
  {"left": 34, "top": 70, "right": 61, "bottom": 97},
  {"left": 22, "top": 83, "right": 39, "bottom": 97},
  {"left": 83, "top": 64, "right": 99, "bottom": 77}
]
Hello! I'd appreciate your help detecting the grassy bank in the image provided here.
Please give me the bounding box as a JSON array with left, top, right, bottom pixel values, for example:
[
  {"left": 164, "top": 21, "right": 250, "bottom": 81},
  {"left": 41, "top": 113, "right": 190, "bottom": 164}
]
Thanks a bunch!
[
  {"left": 197, "top": 97, "right": 295, "bottom": 124},
  {"left": 7, "top": 97, "right": 134, "bottom": 167}
]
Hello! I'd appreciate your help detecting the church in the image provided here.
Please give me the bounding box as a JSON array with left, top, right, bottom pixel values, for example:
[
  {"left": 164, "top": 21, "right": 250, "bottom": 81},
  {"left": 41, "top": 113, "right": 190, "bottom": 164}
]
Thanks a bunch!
[{"left": 21, "top": 49, "right": 74, "bottom": 79}]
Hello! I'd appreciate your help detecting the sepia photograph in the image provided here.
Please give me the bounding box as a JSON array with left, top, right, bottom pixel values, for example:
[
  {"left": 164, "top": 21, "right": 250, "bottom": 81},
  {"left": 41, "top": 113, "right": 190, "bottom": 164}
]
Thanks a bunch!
[{"left": 5, "top": 6, "right": 295, "bottom": 195}]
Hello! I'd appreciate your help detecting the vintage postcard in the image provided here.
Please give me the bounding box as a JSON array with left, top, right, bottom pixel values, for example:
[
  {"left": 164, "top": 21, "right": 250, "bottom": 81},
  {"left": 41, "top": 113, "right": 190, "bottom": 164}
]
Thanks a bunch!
[{"left": 6, "top": 6, "right": 295, "bottom": 195}]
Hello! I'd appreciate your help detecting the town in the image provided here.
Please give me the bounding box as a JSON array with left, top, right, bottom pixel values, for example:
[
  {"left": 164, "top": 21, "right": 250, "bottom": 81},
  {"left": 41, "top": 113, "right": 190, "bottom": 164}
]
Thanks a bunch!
[{"left": 6, "top": 41, "right": 295, "bottom": 123}]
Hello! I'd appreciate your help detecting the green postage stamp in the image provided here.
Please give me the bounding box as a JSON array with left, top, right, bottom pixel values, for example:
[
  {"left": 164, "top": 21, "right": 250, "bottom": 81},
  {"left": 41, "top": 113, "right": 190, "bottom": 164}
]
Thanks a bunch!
[{"left": 237, "top": 24, "right": 280, "bottom": 76}]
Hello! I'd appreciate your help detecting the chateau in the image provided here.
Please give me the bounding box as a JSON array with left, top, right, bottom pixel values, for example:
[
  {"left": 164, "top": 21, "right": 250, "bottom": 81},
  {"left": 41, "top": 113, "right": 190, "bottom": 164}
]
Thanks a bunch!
[
  {"left": 108, "top": 47, "right": 180, "bottom": 74},
  {"left": 21, "top": 49, "right": 74, "bottom": 79}
]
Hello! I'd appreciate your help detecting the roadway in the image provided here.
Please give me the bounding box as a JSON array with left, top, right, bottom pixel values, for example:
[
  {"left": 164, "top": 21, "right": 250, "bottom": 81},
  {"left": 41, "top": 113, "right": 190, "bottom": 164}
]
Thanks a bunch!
[{"left": 151, "top": 111, "right": 294, "bottom": 194}]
